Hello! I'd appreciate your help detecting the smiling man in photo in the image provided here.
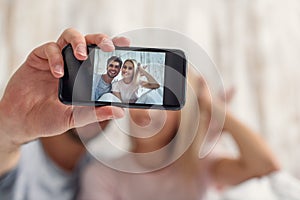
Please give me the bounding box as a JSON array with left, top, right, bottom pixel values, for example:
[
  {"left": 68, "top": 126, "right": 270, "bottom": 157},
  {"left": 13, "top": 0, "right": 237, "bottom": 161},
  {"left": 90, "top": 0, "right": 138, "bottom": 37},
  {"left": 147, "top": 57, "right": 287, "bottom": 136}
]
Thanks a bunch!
[{"left": 94, "top": 56, "right": 123, "bottom": 100}]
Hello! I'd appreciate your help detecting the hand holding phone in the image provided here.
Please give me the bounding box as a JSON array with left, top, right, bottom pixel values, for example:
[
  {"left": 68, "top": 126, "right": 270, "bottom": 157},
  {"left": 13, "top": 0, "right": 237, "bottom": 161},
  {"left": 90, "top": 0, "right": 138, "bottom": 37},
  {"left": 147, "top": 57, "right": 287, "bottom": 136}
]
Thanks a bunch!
[{"left": 59, "top": 44, "right": 187, "bottom": 110}]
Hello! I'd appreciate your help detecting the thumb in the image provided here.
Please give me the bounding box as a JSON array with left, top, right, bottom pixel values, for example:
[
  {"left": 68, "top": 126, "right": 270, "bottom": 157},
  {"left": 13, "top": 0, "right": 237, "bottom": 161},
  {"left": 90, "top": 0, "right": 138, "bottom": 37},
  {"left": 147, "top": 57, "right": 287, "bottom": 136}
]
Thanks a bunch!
[{"left": 70, "top": 106, "right": 124, "bottom": 128}]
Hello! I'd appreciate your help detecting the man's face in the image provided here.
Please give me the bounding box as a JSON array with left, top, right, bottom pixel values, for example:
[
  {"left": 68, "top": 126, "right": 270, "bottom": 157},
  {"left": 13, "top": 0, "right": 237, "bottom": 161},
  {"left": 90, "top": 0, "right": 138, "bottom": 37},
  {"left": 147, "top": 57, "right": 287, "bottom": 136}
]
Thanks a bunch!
[{"left": 106, "top": 61, "right": 121, "bottom": 78}]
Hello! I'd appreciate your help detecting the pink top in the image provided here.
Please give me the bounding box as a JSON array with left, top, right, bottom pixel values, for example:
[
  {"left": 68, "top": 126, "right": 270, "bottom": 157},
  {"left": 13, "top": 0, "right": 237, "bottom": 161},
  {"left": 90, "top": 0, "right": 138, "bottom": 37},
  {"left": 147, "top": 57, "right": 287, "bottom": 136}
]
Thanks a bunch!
[{"left": 78, "top": 156, "right": 216, "bottom": 200}]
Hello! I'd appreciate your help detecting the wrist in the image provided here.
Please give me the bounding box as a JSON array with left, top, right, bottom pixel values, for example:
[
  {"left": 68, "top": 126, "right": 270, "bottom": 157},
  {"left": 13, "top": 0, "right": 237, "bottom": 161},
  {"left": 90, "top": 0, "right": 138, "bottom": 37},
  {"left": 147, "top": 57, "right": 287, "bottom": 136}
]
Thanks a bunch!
[
  {"left": 0, "top": 115, "right": 20, "bottom": 176},
  {"left": 223, "top": 111, "right": 237, "bottom": 132},
  {"left": 0, "top": 148, "right": 20, "bottom": 175},
  {"left": 0, "top": 100, "right": 20, "bottom": 151},
  {"left": 209, "top": 101, "right": 227, "bottom": 128},
  {"left": 0, "top": 100, "right": 21, "bottom": 175}
]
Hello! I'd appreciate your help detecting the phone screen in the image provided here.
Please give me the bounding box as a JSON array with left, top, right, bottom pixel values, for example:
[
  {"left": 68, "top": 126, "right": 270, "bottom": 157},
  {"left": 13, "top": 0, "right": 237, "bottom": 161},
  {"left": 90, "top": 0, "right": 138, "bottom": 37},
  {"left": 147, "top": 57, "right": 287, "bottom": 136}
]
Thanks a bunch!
[
  {"left": 59, "top": 45, "right": 186, "bottom": 110},
  {"left": 92, "top": 48, "right": 166, "bottom": 106}
]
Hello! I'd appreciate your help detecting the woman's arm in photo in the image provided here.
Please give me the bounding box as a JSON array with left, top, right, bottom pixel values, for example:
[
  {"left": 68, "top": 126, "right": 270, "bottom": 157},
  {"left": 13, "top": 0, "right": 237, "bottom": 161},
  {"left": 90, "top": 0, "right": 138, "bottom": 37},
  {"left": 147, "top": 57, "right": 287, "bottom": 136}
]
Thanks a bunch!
[{"left": 138, "top": 65, "right": 160, "bottom": 89}]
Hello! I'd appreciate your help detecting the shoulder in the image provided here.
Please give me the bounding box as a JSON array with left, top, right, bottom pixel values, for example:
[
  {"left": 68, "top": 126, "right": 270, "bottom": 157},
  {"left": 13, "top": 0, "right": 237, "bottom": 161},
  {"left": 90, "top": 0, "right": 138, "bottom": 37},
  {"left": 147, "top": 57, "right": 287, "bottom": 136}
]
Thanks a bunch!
[
  {"left": 0, "top": 141, "right": 80, "bottom": 199},
  {"left": 112, "top": 79, "right": 122, "bottom": 90},
  {"left": 112, "top": 79, "right": 121, "bottom": 85}
]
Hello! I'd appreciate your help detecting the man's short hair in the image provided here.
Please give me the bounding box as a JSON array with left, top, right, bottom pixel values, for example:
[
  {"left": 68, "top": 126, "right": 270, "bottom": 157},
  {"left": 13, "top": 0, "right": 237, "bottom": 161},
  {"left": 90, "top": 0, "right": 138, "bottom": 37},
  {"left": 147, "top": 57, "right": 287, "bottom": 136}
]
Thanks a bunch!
[{"left": 107, "top": 56, "right": 122, "bottom": 68}]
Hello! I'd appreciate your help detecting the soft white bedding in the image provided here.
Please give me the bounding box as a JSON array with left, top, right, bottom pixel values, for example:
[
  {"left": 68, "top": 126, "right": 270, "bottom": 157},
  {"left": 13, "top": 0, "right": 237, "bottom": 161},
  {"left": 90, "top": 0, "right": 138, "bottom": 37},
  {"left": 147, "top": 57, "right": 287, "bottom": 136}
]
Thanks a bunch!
[{"left": 207, "top": 171, "right": 300, "bottom": 200}]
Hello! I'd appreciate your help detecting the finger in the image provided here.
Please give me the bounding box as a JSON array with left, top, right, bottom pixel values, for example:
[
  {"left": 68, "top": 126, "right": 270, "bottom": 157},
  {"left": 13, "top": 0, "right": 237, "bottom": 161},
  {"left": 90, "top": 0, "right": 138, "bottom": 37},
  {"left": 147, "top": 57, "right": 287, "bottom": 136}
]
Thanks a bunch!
[
  {"left": 95, "top": 106, "right": 125, "bottom": 121},
  {"left": 69, "top": 106, "right": 124, "bottom": 128},
  {"left": 85, "top": 34, "right": 115, "bottom": 52},
  {"left": 44, "top": 43, "right": 65, "bottom": 78},
  {"left": 112, "top": 36, "right": 131, "bottom": 47},
  {"left": 57, "top": 28, "right": 87, "bottom": 60},
  {"left": 29, "top": 42, "right": 64, "bottom": 78}
]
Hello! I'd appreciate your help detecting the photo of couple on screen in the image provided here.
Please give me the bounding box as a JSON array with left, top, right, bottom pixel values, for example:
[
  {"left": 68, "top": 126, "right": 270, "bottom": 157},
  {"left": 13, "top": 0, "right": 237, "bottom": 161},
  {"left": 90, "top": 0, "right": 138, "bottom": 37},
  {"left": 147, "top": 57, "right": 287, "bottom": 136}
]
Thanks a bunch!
[{"left": 92, "top": 49, "right": 165, "bottom": 105}]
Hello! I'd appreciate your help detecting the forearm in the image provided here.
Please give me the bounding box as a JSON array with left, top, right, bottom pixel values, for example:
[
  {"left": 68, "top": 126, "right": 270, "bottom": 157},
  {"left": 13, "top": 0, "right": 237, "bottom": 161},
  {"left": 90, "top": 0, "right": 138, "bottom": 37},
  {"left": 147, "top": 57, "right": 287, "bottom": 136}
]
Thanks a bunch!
[
  {"left": 142, "top": 76, "right": 160, "bottom": 89},
  {"left": 142, "top": 71, "right": 160, "bottom": 89},
  {"left": 0, "top": 128, "right": 20, "bottom": 176},
  {"left": 209, "top": 104, "right": 280, "bottom": 186},
  {"left": 0, "top": 147, "right": 20, "bottom": 176},
  {"left": 223, "top": 110, "right": 281, "bottom": 174},
  {"left": 0, "top": 102, "right": 21, "bottom": 176}
]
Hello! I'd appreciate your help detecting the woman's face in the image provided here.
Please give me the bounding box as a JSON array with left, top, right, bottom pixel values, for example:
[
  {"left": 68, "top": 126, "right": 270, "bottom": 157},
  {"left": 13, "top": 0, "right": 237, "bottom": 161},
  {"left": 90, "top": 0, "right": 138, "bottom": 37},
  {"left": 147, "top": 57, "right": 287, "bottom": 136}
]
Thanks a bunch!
[
  {"left": 129, "top": 109, "right": 181, "bottom": 153},
  {"left": 122, "top": 61, "right": 134, "bottom": 80}
]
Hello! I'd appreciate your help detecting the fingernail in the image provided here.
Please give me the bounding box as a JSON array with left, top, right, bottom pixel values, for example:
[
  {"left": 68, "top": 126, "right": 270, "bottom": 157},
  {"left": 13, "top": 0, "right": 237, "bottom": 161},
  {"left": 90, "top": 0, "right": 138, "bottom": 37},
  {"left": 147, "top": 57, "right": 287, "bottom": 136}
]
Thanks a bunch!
[
  {"left": 54, "top": 65, "right": 63, "bottom": 76},
  {"left": 101, "top": 38, "right": 114, "bottom": 48},
  {"left": 76, "top": 44, "right": 87, "bottom": 57}
]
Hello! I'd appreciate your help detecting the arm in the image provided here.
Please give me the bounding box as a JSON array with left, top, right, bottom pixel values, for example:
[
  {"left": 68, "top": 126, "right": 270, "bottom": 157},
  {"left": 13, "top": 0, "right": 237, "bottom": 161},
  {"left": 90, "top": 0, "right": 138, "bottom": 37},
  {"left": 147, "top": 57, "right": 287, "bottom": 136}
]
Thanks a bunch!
[
  {"left": 0, "top": 28, "right": 129, "bottom": 175},
  {"left": 211, "top": 107, "right": 281, "bottom": 186},
  {"left": 138, "top": 66, "right": 160, "bottom": 89},
  {"left": 194, "top": 75, "right": 280, "bottom": 187},
  {"left": 0, "top": 127, "right": 20, "bottom": 176}
]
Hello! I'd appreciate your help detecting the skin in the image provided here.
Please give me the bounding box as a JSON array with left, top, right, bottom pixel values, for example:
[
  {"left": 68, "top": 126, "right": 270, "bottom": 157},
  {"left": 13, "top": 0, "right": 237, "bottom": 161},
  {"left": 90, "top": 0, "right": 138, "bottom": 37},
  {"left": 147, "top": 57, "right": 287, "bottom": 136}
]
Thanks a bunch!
[
  {"left": 129, "top": 109, "right": 180, "bottom": 153},
  {"left": 102, "top": 61, "right": 121, "bottom": 84},
  {"left": 122, "top": 61, "right": 135, "bottom": 83},
  {"left": 194, "top": 73, "right": 281, "bottom": 186},
  {"left": 0, "top": 28, "right": 280, "bottom": 191},
  {"left": 137, "top": 65, "right": 160, "bottom": 89},
  {"left": 127, "top": 72, "right": 281, "bottom": 187},
  {"left": 78, "top": 71, "right": 281, "bottom": 199},
  {"left": 41, "top": 121, "right": 110, "bottom": 171},
  {"left": 0, "top": 28, "right": 130, "bottom": 174}
]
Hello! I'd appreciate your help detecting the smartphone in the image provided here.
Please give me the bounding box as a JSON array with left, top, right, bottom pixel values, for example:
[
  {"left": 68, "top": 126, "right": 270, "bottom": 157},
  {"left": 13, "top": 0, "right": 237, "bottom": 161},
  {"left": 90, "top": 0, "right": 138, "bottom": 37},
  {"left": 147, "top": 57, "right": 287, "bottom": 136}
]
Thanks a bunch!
[{"left": 59, "top": 44, "right": 187, "bottom": 110}]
